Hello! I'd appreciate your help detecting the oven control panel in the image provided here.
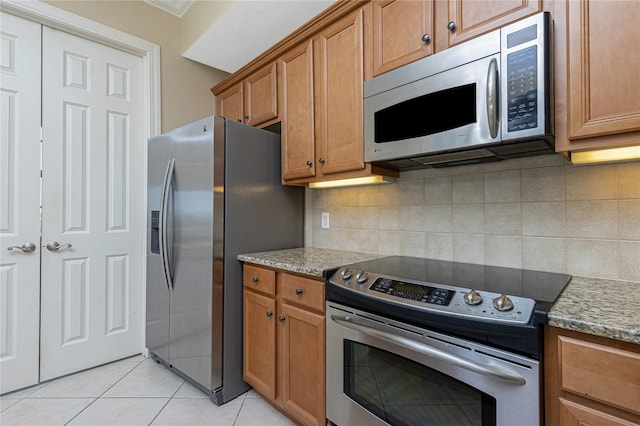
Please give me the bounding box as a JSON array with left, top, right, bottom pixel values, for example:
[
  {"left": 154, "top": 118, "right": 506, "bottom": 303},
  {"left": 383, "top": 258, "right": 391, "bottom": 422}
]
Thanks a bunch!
[
  {"left": 330, "top": 267, "right": 536, "bottom": 325},
  {"left": 370, "top": 278, "right": 454, "bottom": 306}
]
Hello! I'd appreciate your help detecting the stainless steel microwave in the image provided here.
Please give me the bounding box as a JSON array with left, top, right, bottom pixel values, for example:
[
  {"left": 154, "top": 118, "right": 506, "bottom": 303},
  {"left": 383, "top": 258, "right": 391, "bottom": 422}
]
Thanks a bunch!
[{"left": 364, "top": 12, "right": 553, "bottom": 170}]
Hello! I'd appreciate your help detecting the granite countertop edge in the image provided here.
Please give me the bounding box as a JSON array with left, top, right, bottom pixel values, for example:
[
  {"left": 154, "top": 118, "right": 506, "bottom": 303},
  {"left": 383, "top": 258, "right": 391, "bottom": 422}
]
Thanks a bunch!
[
  {"left": 237, "top": 247, "right": 384, "bottom": 278},
  {"left": 547, "top": 276, "right": 640, "bottom": 345},
  {"left": 238, "top": 248, "right": 640, "bottom": 346}
]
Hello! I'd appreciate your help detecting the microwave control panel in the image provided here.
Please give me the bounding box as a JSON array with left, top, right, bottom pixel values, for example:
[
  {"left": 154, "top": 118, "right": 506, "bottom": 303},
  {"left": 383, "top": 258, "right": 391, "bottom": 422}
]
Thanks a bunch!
[{"left": 506, "top": 45, "right": 538, "bottom": 132}]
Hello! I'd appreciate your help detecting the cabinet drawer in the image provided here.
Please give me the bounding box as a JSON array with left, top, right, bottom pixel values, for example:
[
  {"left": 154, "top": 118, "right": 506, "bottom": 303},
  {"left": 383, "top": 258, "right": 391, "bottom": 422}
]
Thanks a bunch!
[
  {"left": 243, "top": 265, "right": 276, "bottom": 296},
  {"left": 281, "top": 273, "right": 325, "bottom": 312},
  {"left": 559, "top": 398, "right": 638, "bottom": 426},
  {"left": 559, "top": 336, "right": 640, "bottom": 414}
]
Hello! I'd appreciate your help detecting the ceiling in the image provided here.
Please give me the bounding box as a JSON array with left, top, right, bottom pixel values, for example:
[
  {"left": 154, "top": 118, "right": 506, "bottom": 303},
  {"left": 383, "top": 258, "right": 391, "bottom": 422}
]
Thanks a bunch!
[{"left": 144, "top": 0, "right": 336, "bottom": 73}]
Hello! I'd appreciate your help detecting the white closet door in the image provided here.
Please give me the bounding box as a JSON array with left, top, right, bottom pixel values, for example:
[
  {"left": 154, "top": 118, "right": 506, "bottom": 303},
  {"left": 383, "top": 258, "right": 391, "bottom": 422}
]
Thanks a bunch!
[
  {"left": 0, "top": 12, "right": 42, "bottom": 395},
  {"left": 40, "top": 26, "right": 145, "bottom": 380}
]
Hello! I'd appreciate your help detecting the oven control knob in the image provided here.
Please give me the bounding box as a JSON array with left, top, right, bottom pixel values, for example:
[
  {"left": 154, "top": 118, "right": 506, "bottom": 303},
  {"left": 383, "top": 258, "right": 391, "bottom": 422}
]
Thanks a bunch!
[
  {"left": 492, "top": 293, "right": 514, "bottom": 312},
  {"left": 463, "top": 289, "right": 483, "bottom": 305},
  {"left": 355, "top": 271, "right": 368, "bottom": 284},
  {"left": 340, "top": 268, "right": 352, "bottom": 280}
]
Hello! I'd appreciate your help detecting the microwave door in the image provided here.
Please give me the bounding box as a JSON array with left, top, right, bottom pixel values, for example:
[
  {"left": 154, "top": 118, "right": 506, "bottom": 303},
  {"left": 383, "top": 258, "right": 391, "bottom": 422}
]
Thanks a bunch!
[{"left": 364, "top": 54, "right": 501, "bottom": 163}]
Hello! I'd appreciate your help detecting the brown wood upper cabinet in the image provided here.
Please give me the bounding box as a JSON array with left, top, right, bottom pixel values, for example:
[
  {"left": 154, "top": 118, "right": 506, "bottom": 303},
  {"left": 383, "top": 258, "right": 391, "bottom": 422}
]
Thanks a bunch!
[
  {"left": 366, "top": 0, "right": 541, "bottom": 77},
  {"left": 369, "top": 0, "right": 435, "bottom": 77},
  {"left": 553, "top": 0, "right": 640, "bottom": 154},
  {"left": 216, "top": 62, "right": 278, "bottom": 128},
  {"left": 434, "top": 0, "right": 541, "bottom": 53},
  {"left": 280, "top": 40, "right": 316, "bottom": 181},
  {"left": 314, "top": 7, "right": 366, "bottom": 177},
  {"left": 281, "top": 7, "right": 387, "bottom": 185}
]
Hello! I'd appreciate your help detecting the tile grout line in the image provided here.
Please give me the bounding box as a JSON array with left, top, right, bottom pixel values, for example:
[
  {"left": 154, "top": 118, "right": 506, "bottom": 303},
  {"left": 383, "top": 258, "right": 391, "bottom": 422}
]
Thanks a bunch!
[
  {"left": 147, "top": 363, "right": 187, "bottom": 426},
  {"left": 63, "top": 356, "right": 146, "bottom": 425},
  {"left": 232, "top": 391, "right": 249, "bottom": 426}
]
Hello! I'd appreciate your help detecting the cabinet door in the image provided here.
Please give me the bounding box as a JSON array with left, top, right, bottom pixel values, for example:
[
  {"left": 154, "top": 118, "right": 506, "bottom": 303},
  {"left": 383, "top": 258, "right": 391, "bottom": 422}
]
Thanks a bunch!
[
  {"left": 315, "top": 7, "right": 365, "bottom": 176},
  {"left": 243, "top": 290, "right": 276, "bottom": 400},
  {"left": 216, "top": 82, "right": 243, "bottom": 123},
  {"left": 245, "top": 62, "right": 278, "bottom": 126},
  {"left": 566, "top": 0, "right": 640, "bottom": 140},
  {"left": 279, "top": 303, "right": 325, "bottom": 426},
  {"left": 559, "top": 398, "right": 637, "bottom": 426},
  {"left": 280, "top": 40, "right": 316, "bottom": 180},
  {"left": 435, "top": 0, "right": 540, "bottom": 52},
  {"left": 371, "top": 0, "right": 434, "bottom": 76}
]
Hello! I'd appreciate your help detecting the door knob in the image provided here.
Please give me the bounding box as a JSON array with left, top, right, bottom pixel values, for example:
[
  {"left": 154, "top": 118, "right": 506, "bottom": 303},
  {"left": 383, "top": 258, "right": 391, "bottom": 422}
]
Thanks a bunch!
[
  {"left": 45, "top": 241, "right": 73, "bottom": 252},
  {"left": 7, "top": 242, "right": 37, "bottom": 253}
]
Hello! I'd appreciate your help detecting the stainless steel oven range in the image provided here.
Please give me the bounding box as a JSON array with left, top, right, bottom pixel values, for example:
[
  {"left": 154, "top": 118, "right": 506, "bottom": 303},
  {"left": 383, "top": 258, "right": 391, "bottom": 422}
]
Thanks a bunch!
[{"left": 324, "top": 256, "right": 571, "bottom": 426}]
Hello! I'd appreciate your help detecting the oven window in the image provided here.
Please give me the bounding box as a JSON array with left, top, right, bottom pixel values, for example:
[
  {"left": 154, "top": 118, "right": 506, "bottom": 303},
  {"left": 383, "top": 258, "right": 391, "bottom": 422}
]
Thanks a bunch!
[
  {"left": 344, "top": 340, "right": 496, "bottom": 426},
  {"left": 374, "top": 83, "right": 476, "bottom": 143}
]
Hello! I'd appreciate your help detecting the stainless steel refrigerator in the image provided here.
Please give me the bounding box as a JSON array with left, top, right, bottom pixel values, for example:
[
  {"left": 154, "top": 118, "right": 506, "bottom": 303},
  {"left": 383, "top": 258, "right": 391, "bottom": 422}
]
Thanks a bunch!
[{"left": 146, "top": 116, "right": 303, "bottom": 404}]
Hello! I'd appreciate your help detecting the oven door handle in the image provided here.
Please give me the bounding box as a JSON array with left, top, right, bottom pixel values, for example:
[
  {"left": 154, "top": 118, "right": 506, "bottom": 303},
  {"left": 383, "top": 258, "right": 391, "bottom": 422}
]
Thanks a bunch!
[{"left": 331, "top": 315, "right": 526, "bottom": 385}]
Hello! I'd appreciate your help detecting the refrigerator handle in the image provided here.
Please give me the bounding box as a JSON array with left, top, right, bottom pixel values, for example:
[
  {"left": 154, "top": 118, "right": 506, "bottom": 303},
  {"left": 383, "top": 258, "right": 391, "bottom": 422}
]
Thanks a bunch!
[{"left": 159, "top": 158, "right": 175, "bottom": 291}]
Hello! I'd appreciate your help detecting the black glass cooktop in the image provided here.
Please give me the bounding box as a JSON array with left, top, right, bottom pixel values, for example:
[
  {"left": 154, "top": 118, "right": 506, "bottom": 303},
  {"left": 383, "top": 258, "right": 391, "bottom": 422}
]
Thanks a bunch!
[{"left": 329, "top": 256, "right": 572, "bottom": 313}]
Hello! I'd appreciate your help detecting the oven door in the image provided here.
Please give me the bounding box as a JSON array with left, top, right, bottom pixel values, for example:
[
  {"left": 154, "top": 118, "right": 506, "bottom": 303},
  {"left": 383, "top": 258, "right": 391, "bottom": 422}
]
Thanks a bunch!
[{"left": 326, "top": 303, "right": 541, "bottom": 426}]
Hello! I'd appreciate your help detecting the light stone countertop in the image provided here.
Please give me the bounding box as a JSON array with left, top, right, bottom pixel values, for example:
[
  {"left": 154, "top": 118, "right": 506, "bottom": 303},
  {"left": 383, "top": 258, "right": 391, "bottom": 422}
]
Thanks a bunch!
[
  {"left": 238, "top": 248, "right": 640, "bottom": 345},
  {"left": 547, "top": 276, "right": 640, "bottom": 345},
  {"left": 237, "top": 247, "right": 383, "bottom": 278}
]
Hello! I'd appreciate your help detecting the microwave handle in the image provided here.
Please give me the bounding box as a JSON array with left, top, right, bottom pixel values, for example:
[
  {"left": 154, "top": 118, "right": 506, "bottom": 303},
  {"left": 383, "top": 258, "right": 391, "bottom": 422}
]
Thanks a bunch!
[
  {"left": 331, "top": 314, "right": 526, "bottom": 385},
  {"left": 486, "top": 58, "right": 499, "bottom": 139}
]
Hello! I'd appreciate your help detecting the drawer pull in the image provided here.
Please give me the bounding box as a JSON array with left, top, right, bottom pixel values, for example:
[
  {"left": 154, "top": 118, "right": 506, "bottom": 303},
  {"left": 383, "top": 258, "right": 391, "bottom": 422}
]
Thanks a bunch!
[
  {"left": 252, "top": 276, "right": 259, "bottom": 283},
  {"left": 295, "top": 288, "right": 304, "bottom": 296}
]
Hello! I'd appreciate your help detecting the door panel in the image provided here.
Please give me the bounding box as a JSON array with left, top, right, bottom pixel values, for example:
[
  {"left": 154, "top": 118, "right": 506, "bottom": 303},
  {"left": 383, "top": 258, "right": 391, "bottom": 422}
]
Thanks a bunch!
[
  {"left": 145, "top": 133, "right": 171, "bottom": 362},
  {"left": 167, "top": 117, "right": 214, "bottom": 389},
  {"left": 0, "top": 12, "right": 42, "bottom": 394},
  {"left": 316, "top": 8, "right": 365, "bottom": 175},
  {"left": 280, "top": 40, "right": 316, "bottom": 180},
  {"left": 40, "top": 26, "right": 144, "bottom": 381}
]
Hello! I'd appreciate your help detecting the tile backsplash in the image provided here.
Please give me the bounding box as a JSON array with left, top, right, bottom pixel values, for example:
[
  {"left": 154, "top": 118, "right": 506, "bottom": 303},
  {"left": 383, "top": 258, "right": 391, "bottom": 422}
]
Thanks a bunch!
[{"left": 306, "top": 155, "right": 640, "bottom": 282}]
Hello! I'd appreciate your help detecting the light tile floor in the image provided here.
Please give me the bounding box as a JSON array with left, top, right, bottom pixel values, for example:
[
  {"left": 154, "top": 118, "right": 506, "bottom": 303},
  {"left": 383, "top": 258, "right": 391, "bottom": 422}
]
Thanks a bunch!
[{"left": 0, "top": 355, "right": 296, "bottom": 426}]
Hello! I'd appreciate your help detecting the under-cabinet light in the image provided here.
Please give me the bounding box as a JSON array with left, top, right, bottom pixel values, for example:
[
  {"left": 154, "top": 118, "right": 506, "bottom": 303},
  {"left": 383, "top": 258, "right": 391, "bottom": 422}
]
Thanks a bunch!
[
  {"left": 308, "top": 175, "right": 395, "bottom": 189},
  {"left": 571, "top": 145, "right": 640, "bottom": 165}
]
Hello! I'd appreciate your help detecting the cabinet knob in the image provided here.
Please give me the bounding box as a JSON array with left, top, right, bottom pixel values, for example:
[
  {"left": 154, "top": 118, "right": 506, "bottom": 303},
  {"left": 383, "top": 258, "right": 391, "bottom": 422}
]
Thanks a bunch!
[
  {"left": 244, "top": 115, "right": 250, "bottom": 120},
  {"left": 319, "top": 157, "right": 326, "bottom": 164},
  {"left": 278, "top": 315, "right": 286, "bottom": 323},
  {"left": 237, "top": 118, "right": 242, "bottom": 122},
  {"left": 421, "top": 34, "right": 431, "bottom": 43},
  {"left": 447, "top": 21, "right": 456, "bottom": 31},
  {"left": 266, "top": 311, "right": 273, "bottom": 318},
  {"left": 295, "top": 288, "right": 303, "bottom": 296},
  {"left": 252, "top": 276, "right": 259, "bottom": 283},
  {"left": 306, "top": 160, "right": 313, "bottom": 166}
]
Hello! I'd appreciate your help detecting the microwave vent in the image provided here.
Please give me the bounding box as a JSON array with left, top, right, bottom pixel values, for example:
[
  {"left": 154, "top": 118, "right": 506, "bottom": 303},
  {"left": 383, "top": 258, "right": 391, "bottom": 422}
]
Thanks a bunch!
[{"left": 413, "top": 149, "right": 495, "bottom": 166}]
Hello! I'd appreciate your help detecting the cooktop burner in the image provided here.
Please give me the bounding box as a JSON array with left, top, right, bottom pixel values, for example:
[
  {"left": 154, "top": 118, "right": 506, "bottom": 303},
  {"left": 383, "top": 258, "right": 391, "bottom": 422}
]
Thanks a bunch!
[{"left": 325, "top": 256, "right": 572, "bottom": 358}]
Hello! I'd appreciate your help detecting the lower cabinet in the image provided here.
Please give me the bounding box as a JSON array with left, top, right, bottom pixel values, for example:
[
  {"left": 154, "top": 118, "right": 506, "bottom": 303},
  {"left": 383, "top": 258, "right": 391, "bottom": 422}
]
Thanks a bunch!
[
  {"left": 544, "top": 326, "right": 640, "bottom": 426},
  {"left": 243, "top": 264, "right": 325, "bottom": 426}
]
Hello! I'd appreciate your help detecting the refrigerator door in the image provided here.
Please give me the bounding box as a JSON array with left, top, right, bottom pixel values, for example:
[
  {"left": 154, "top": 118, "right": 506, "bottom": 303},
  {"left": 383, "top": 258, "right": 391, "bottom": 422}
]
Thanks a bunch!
[
  {"left": 169, "top": 116, "right": 215, "bottom": 390},
  {"left": 146, "top": 133, "right": 172, "bottom": 362}
]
